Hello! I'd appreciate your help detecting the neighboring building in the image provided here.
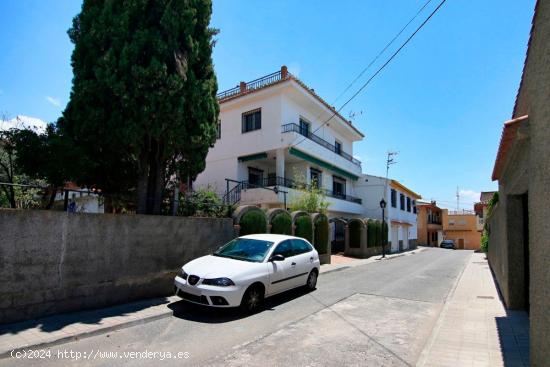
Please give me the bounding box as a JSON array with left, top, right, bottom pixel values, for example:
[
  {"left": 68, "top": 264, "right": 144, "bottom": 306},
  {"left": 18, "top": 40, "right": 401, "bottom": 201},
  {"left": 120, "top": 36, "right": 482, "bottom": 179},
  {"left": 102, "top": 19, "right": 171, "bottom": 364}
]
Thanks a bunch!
[
  {"left": 488, "top": 1, "right": 549, "bottom": 364},
  {"left": 441, "top": 209, "right": 481, "bottom": 250},
  {"left": 416, "top": 200, "right": 443, "bottom": 246},
  {"left": 194, "top": 66, "right": 365, "bottom": 218},
  {"left": 474, "top": 191, "right": 497, "bottom": 231},
  {"left": 356, "top": 175, "right": 421, "bottom": 252}
]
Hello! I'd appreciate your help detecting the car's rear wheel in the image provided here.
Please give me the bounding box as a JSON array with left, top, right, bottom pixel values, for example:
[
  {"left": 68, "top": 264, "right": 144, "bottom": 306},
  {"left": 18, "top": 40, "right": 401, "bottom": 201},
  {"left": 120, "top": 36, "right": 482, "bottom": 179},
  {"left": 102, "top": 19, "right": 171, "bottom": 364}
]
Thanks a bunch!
[
  {"left": 306, "top": 269, "right": 318, "bottom": 291},
  {"left": 240, "top": 284, "right": 264, "bottom": 314}
]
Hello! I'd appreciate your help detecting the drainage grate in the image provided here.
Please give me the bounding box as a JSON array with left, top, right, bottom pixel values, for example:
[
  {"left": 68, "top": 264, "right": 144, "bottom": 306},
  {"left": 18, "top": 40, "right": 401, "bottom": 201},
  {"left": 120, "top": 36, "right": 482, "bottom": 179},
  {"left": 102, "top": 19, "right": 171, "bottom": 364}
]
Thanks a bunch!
[{"left": 477, "top": 295, "right": 495, "bottom": 299}]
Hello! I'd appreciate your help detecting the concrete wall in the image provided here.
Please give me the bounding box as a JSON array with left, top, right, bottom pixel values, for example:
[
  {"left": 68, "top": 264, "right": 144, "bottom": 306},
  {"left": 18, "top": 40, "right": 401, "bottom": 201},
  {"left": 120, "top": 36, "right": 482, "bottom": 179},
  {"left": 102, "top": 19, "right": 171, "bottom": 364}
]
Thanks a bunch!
[
  {"left": 490, "top": 2, "right": 550, "bottom": 364},
  {"left": 0, "top": 209, "right": 235, "bottom": 324}
]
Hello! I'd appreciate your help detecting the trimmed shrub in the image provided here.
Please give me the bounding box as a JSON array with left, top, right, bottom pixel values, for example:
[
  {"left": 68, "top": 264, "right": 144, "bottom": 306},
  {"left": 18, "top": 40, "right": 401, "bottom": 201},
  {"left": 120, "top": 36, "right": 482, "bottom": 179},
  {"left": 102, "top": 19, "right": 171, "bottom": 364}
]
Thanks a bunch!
[
  {"left": 373, "top": 221, "right": 381, "bottom": 247},
  {"left": 349, "top": 220, "right": 362, "bottom": 248},
  {"left": 271, "top": 212, "right": 292, "bottom": 235},
  {"left": 239, "top": 210, "right": 267, "bottom": 236},
  {"left": 295, "top": 215, "right": 313, "bottom": 243},
  {"left": 382, "top": 221, "right": 388, "bottom": 245},
  {"left": 313, "top": 215, "right": 329, "bottom": 254},
  {"left": 367, "top": 219, "right": 377, "bottom": 247}
]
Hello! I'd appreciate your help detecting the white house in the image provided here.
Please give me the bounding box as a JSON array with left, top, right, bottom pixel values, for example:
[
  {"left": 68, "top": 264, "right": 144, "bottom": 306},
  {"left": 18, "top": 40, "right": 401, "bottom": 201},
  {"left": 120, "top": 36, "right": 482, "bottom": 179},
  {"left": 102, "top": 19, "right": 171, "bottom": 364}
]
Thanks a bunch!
[
  {"left": 194, "top": 66, "right": 365, "bottom": 218},
  {"left": 355, "top": 174, "right": 421, "bottom": 252}
]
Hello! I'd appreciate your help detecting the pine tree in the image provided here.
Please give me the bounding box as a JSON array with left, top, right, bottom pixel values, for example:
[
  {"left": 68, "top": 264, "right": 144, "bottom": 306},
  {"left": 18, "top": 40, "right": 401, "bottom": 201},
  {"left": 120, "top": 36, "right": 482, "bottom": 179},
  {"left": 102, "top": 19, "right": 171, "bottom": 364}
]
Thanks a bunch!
[{"left": 60, "top": 0, "right": 219, "bottom": 214}]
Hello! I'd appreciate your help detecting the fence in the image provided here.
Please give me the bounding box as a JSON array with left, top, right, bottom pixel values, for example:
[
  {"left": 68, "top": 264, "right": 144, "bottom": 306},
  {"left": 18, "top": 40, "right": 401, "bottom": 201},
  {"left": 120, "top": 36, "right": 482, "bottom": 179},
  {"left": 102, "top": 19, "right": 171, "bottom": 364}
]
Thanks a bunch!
[{"left": 0, "top": 182, "right": 233, "bottom": 217}]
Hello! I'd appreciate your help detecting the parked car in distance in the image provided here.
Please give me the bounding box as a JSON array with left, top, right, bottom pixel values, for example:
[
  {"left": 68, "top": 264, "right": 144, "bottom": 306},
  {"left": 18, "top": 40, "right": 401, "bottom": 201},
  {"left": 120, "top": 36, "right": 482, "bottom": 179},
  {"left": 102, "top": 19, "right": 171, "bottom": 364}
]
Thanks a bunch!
[
  {"left": 440, "top": 240, "right": 455, "bottom": 249},
  {"left": 174, "top": 234, "right": 321, "bottom": 313}
]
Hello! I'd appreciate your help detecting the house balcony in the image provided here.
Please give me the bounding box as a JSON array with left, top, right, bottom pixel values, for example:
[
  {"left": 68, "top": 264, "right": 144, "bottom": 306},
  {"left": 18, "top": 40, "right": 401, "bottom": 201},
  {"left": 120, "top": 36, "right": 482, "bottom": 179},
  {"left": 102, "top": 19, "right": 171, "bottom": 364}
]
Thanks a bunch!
[
  {"left": 281, "top": 123, "right": 361, "bottom": 168},
  {"left": 225, "top": 176, "right": 364, "bottom": 216},
  {"left": 241, "top": 176, "right": 362, "bottom": 204}
]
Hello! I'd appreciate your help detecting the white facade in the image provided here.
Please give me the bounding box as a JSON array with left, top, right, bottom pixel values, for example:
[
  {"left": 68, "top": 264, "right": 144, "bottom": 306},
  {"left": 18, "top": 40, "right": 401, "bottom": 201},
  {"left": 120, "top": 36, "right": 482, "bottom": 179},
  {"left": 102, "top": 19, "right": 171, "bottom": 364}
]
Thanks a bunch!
[
  {"left": 194, "top": 68, "right": 365, "bottom": 218},
  {"left": 355, "top": 174, "right": 420, "bottom": 253}
]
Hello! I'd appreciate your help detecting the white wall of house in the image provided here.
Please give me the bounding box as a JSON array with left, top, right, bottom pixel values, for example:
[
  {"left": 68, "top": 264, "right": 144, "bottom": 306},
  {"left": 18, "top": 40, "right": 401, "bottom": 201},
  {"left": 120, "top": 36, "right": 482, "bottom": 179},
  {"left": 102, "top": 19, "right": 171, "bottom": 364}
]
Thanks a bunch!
[
  {"left": 194, "top": 76, "right": 365, "bottom": 218},
  {"left": 355, "top": 174, "right": 419, "bottom": 252}
]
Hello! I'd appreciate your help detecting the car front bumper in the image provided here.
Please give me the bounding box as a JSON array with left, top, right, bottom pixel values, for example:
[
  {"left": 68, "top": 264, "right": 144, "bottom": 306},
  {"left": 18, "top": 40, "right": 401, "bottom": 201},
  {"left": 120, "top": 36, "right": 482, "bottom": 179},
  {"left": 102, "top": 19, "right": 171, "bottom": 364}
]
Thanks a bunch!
[{"left": 174, "top": 276, "right": 244, "bottom": 307}]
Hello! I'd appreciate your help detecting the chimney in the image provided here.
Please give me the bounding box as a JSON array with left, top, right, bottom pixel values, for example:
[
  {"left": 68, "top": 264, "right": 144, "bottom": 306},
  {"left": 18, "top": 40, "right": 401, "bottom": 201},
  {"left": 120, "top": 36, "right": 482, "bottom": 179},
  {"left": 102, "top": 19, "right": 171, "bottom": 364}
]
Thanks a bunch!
[
  {"left": 239, "top": 81, "right": 247, "bottom": 93},
  {"left": 281, "top": 65, "right": 288, "bottom": 79}
]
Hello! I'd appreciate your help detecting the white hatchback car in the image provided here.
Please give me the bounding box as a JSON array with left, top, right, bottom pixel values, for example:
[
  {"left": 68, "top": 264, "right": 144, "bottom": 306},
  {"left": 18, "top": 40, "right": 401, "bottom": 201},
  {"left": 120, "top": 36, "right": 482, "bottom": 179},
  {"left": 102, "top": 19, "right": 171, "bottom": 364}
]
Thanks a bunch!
[{"left": 174, "top": 234, "right": 321, "bottom": 313}]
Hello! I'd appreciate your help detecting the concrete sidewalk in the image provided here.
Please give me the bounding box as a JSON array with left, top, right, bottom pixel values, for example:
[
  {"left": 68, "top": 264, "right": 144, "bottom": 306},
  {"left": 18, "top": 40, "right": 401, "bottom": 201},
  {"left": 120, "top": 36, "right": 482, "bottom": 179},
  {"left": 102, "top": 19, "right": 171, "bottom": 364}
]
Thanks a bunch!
[
  {"left": 0, "top": 248, "right": 424, "bottom": 359},
  {"left": 418, "top": 252, "right": 530, "bottom": 367}
]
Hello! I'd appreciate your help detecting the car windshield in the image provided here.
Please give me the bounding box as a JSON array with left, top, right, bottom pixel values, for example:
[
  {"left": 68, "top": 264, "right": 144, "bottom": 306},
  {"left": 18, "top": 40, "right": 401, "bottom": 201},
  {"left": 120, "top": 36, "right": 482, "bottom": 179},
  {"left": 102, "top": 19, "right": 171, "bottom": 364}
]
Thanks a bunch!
[{"left": 213, "top": 238, "right": 275, "bottom": 263}]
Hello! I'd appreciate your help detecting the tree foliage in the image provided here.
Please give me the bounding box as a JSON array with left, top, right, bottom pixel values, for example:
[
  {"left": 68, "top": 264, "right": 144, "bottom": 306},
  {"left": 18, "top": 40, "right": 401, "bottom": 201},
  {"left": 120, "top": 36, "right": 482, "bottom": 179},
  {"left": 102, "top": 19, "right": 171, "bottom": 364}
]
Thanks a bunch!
[
  {"left": 289, "top": 173, "right": 329, "bottom": 214},
  {"left": 57, "top": 0, "right": 219, "bottom": 214}
]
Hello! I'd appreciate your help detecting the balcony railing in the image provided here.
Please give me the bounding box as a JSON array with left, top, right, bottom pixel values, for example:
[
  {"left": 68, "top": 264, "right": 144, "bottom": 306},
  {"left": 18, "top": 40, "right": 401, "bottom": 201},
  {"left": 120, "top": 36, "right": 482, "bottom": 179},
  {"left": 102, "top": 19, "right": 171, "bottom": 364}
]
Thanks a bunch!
[
  {"left": 281, "top": 123, "right": 361, "bottom": 167},
  {"left": 217, "top": 70, "right": 286, "bottom": 101},
  {"left": 241, "top": 176, "right": 362, "bottom": 204}
]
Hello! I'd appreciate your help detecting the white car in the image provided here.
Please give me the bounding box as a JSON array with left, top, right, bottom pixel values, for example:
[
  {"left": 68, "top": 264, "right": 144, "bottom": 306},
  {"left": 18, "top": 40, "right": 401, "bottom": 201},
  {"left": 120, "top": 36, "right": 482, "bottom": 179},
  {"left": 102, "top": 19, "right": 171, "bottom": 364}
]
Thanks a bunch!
[{"left": 174, "top": 234, "right": 321, "bottom": 313}]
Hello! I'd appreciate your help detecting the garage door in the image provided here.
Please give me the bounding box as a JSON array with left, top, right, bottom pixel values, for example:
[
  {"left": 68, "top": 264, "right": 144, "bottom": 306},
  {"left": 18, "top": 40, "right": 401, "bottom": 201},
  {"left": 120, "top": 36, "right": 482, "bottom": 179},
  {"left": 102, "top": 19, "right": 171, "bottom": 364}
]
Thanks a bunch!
[{"left": 391, "top": 226, "right": 399, "bottom": 253}]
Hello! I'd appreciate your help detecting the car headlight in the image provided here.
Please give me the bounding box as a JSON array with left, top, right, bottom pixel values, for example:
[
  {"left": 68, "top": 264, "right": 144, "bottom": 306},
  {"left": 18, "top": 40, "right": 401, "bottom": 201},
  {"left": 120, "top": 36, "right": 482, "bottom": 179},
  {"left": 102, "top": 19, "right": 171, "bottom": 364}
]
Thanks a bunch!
[
  {"left": 202, "top": 277, "right": 235, "bottom": 287},
  {"left": 179, "top": 269, "right": 188, "bottom": 280}
]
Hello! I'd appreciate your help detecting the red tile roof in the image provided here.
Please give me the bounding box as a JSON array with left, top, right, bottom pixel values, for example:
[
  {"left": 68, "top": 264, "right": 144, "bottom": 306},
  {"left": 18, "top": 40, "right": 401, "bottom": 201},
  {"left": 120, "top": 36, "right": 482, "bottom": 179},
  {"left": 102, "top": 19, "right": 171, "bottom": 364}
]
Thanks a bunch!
[{"left": 491, "top": 115, "right": 529, "bottom": 181}]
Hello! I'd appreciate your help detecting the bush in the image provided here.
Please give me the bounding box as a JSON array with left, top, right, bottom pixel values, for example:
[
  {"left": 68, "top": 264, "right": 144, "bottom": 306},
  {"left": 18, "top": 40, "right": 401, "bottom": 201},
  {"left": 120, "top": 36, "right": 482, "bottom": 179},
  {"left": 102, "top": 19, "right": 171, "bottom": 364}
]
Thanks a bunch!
[
  {"left": 367, "top": 219, "right": 377, "bottom": 247},
  {"left": 295, "top": 215, "right": 313, "bottom": 243},
  {"left": 349, "top": 220, "right": 362, "bottom": 248},
  {"left": 239, "top": 210, "right": 267, "bottom": 236},
  {"left": 382, "top": 221, "right": 388, "bottom": 245},
  {"left": 313, "top": 215, "right": 329, "bottom": 254},
  {"left": 374, "top": 221, "right": 381, "bottom": 247},
  {"left": 271, "top": 212, "right": 292, "bottom": 235},
  {"left": 481, "top": 231, "right": 489, "bottom": 253},
  {"left": 178, "top": 187, "right": 230, "bottom": 217}
]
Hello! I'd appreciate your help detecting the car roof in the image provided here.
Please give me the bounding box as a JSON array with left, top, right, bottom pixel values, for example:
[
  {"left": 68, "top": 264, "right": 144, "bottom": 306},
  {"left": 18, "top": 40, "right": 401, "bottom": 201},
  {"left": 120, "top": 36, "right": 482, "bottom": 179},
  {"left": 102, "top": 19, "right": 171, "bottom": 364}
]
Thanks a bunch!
[{"left": 239, "top": 234, "right": 303, "bottom": 243}]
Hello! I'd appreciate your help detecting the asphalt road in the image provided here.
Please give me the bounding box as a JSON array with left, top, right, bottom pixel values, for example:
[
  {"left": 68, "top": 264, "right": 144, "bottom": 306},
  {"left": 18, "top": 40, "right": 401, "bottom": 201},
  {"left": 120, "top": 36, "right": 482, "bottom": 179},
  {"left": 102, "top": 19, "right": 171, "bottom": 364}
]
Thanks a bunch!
[{"left": 3, "top": 248, "right": 472, "bottom": 367}]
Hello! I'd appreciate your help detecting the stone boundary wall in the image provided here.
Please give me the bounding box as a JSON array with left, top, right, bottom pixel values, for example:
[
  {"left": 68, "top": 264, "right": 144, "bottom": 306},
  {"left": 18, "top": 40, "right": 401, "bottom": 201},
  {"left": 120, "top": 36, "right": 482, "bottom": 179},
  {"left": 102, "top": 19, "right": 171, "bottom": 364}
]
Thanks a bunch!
[{"left": 0, "top": 209, "right": 235, "bottom": 324}]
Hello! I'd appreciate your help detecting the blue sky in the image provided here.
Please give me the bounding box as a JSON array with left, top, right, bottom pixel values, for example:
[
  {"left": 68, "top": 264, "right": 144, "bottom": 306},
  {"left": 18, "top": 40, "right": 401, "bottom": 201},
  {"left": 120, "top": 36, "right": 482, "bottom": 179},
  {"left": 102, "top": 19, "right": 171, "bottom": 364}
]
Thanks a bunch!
[{"left": 0, "top": 0, "right": 535, "bottom": 209}]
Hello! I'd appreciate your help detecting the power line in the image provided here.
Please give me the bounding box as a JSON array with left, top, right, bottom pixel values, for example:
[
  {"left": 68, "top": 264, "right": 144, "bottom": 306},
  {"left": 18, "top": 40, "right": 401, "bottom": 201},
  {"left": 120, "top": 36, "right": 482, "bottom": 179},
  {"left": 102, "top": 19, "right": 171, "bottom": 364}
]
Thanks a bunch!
[
  {"left": 291, "top": 0, "right": 447, "bottom": 150},
  {"left": 287, "top": 0, "right": 434, "bottom": 150},
  {"left": 331, "top": 0, "right": 433, "bottom": 105}
]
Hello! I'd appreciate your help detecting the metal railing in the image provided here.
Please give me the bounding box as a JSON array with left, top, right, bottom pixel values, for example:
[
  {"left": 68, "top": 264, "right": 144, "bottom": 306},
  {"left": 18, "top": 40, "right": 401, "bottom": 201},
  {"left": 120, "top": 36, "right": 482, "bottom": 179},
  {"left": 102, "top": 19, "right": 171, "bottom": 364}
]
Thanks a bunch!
[
  {"left": 217, "top": 70, "right": 286, "bottom": 101},
  {"left": 281, "top": 123, "right": 361, "bottom": 167},
  {"left": 225, "top": 176, "right": 362, "bottom": 205}
]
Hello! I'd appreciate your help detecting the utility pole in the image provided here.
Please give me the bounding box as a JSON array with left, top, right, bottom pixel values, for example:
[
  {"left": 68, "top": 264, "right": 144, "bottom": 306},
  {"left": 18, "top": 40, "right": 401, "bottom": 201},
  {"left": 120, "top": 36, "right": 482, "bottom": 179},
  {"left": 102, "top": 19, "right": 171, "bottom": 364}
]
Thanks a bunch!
[
  {"left": 381, "top": 151, "right": 398, "bottom": 257},
  {"left": 456, "top": 186, "right": 460, "bottom": 212}
]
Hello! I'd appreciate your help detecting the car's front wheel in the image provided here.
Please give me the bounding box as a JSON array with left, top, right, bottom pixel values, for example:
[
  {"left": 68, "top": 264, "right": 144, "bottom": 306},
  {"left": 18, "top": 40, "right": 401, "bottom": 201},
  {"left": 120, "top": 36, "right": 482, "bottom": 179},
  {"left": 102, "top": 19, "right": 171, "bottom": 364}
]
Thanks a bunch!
[
  {"left": 240, "top": 284, "right": 264, "bottom": 314},
  {"left": 306, "top": 269, "right": 318, "bottom": 291}
]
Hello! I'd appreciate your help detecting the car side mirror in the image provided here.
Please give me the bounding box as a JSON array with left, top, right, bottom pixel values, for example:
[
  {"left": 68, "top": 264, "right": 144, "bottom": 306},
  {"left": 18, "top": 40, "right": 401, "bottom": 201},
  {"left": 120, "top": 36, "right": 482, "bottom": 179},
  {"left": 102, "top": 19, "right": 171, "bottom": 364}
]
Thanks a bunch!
[{"left": 269, "top": 254, "right": 285, "bottom": 262}]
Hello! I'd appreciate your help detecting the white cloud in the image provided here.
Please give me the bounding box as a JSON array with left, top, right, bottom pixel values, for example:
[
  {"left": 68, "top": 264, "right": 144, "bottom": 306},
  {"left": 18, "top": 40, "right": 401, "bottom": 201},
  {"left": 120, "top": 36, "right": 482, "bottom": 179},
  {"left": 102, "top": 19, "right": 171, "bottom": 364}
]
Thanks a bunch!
[
  {"left": 459, "top": 189, "right": 481, "bottom": 204},
  {"left": 46, "top": 96, "right": 61, "bottom": 107},
  {"left": 1, "top": 115, "right": 47, "bottom": 133}
]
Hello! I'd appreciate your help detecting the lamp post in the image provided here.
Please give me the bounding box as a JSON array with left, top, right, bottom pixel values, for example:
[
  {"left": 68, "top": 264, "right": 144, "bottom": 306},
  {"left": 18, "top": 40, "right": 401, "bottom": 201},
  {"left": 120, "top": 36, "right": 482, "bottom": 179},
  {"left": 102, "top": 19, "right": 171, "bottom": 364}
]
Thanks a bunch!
[{"left": 380, "top": 198, "right": 387, "bottom": 258}]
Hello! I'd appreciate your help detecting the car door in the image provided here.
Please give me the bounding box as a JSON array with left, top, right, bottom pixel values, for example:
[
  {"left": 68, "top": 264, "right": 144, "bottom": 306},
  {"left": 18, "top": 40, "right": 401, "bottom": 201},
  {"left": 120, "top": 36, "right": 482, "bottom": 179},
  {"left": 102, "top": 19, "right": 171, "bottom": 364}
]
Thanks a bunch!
[
  {"left": 267, "top": 240, "right": 298, "bottom": 295},
  {"left": 290, "top": 239, "right": 315, "bottom": 287}
]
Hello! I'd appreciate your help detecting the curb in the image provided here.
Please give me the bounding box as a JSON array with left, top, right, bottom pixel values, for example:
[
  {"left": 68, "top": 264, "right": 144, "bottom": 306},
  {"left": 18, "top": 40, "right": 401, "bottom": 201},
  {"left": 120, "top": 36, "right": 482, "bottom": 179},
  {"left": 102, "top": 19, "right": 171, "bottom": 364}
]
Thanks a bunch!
[{"left": 0, "top": 309, "right": 173, "bottom": 360}]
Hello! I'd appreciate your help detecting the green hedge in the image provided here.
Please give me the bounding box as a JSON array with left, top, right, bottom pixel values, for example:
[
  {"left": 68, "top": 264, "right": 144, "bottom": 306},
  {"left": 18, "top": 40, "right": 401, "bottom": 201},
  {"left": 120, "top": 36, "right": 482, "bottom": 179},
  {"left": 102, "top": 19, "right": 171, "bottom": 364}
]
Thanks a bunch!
[
  {"left": 367, "top": 219, "right": 377, "bottom": 247},
  {"left": 349, "top": 220, "right": 362, "bottom": 248},
  {"left": 295, "top": 215, "right": 313, "bottom": 243},
  {"left": 271, "top": 212, "right": 292, "bottom": 235},
  {"left": 239, "top": 210, "right": 267, "bottom": 236},
  {"left": 382, "top": 221, "right": 388, "bottom": 245},
  {"left": 313, "top": 215, "right": 329, "bottom": 254}
]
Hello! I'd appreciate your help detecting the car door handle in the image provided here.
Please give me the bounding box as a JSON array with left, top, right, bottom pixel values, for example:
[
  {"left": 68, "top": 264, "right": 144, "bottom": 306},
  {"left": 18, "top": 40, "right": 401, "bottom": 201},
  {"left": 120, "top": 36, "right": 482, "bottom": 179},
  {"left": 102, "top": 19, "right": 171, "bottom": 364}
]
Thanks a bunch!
[{"left": 291, "top": 262, "right": 296, "bottom": 266}]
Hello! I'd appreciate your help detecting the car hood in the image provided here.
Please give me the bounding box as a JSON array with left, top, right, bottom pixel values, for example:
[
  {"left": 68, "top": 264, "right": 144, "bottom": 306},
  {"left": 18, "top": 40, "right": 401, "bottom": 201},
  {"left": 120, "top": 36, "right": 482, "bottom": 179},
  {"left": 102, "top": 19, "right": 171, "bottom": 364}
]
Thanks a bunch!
[{"left": 182, "top": 255, "right": 263, "bottom": 279}]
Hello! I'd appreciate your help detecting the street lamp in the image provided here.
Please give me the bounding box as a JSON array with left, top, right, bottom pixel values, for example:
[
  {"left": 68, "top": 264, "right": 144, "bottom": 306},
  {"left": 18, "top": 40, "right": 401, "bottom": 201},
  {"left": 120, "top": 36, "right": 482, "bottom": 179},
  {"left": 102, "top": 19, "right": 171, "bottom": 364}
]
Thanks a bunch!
[{"left": 380, "top": 198, "right": 387, "bottom": 258}]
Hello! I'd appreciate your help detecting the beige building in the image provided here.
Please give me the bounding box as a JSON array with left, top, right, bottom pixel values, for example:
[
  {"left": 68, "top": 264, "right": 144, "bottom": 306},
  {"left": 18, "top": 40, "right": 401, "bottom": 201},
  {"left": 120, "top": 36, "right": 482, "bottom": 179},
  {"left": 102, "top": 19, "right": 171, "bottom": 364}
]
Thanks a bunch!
[
  {"left": 442, "top": 209, "right": 481, "bottom": 250},
  {"left": 488, "top": 1, "right": 549, "bottom": 365},
  {"left": 416, "top": 201, "right": 443, "bottom": 246}
]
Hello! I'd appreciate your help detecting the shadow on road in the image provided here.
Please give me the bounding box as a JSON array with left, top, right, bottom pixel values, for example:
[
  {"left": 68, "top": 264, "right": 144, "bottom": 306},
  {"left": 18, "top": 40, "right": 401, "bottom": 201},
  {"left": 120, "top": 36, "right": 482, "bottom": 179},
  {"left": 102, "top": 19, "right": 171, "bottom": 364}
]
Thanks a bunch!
[{"left": 168, "top": 286, "right": 313, "bottom": 323}]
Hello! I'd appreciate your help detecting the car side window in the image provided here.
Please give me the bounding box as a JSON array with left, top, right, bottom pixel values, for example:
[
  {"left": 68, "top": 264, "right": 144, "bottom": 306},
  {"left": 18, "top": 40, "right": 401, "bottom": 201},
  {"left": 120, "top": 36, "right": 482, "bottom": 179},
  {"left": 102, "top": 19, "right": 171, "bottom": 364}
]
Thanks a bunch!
[
  {"left": 292, "top": 239, "right": 312, "bottom": 255},
  {"left": 272, "top": 240, "right": 294, "bottom": 258}
]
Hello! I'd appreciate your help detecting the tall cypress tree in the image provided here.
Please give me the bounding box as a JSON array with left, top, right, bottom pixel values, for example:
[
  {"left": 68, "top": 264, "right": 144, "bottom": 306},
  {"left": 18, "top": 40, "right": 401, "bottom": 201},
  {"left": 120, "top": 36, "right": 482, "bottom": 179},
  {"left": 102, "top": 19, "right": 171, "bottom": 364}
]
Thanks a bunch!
[{"left": 60, "top": 0, "right": 219, "bottom": 214}]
